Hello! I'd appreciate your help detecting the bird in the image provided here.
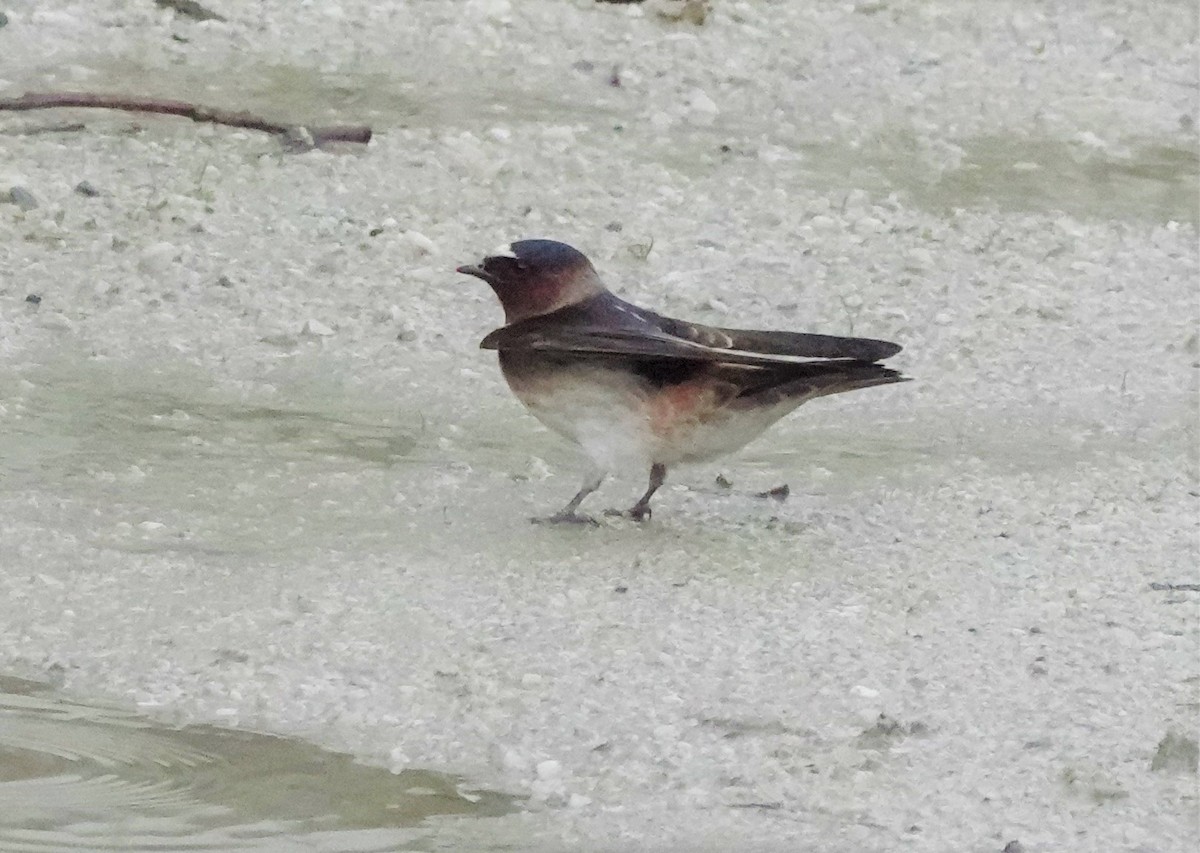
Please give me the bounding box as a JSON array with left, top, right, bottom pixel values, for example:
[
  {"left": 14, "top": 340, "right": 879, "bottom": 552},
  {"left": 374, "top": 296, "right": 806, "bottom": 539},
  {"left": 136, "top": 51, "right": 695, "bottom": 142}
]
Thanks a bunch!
[{"left": 457, "top": 239, "right": 907, "bottom": 523}]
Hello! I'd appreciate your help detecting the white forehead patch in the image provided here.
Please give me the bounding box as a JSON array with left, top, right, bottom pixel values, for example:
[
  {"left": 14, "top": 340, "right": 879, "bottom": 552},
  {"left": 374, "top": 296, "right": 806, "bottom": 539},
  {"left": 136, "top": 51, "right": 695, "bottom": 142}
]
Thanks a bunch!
[{"left": 490, "top": 243, "right": 518, "bottom": 258}]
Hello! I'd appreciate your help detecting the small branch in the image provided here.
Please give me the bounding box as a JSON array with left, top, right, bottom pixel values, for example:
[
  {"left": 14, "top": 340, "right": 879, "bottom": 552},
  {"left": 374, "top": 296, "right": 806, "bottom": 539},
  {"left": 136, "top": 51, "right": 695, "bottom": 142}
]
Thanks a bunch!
[{"left": 0, "top": 91, "right": 372, "bottom": 148}]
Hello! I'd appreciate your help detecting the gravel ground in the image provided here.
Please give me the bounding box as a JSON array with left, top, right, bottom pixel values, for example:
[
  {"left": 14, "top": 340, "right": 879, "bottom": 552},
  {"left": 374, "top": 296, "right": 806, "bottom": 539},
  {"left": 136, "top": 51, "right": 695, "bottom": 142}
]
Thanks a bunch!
[{"left": 1, "top": 1, "right": 1197, "bottom": 851}]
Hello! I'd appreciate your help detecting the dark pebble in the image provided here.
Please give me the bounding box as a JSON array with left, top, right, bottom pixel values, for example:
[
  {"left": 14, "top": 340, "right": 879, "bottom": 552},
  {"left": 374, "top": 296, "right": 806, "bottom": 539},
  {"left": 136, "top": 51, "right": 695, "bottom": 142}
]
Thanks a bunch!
[
  {"left": 6, "top": 186, "right": 38, "bottom": 211},
  {"left": 25, "top": 294, "right": 42, "bottom": 305},
  {"left": 74, "top": 180, "right": 101, "bottom": 197},
  {"left": 756, "top": 484, "right": 790, "bottom": 502},
  {"left": 154, "top": 0, "right": 226, "bottom": 22}
]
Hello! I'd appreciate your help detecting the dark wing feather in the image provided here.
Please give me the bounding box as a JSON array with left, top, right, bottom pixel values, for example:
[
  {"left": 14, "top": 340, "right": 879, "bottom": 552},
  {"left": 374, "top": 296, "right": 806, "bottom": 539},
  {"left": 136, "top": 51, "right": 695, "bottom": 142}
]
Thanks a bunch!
[
  {"left": 660, "top": 317, "right": 902, "bottom": 362},
  {"left": 482, "top": 323, "right": 792, "bottom": 367},
  {"left": 725, "top": 360, "right": 908, "bottom": 407},
  {"left": 481, "top": 296, "right": 902, "bottom": 367}
]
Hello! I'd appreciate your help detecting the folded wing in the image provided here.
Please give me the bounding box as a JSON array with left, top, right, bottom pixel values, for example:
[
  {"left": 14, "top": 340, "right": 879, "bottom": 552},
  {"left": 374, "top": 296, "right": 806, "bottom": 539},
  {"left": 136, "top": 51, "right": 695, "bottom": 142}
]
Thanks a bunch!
[
  {"left": 480, "top": 298, "right": 902, "bottom": 367},
  {"left": 657, "top": 316, "right": 901, "bottom": 362}
]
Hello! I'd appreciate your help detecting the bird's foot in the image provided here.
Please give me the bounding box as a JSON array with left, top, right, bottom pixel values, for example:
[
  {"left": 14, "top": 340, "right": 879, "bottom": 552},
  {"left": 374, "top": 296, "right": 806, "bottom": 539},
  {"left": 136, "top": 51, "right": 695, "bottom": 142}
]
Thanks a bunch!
[
  {"left": 531, "top": 511, "right": 599, "bottom": 527},
  {"left": 603, "top": 505, "right": 652, "bottom": 522}
]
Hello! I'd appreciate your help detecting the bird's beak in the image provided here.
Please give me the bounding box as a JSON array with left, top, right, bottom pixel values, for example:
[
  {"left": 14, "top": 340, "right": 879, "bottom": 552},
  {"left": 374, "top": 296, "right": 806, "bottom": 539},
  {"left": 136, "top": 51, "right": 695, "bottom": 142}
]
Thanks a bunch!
[{"left": 456, "top": 264, "right": 488, "bottom": 281}]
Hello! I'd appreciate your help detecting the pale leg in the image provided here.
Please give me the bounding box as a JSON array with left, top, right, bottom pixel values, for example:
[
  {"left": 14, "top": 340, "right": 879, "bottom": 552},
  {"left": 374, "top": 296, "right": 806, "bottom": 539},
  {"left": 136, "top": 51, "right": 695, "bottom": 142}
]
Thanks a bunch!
[
  {"left": 533, "top": 470, "right": 606, "bottom": 525},
  {"left": 607, "top": 462, "right": 666, "bottom": 522}
]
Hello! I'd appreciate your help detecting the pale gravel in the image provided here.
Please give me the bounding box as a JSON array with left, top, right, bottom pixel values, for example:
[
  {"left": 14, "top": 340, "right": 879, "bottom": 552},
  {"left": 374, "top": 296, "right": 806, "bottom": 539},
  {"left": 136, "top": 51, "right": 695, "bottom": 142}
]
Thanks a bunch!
[{"left": 1, "top": 1, "right": 1197, "bottom": 851}]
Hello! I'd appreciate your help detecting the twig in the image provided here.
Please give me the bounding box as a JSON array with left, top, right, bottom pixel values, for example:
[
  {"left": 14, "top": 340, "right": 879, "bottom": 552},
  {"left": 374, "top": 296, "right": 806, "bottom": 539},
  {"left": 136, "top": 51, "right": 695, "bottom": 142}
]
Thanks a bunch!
[{"left": 0, "top": 91, "right": 372, "bottom": 148}]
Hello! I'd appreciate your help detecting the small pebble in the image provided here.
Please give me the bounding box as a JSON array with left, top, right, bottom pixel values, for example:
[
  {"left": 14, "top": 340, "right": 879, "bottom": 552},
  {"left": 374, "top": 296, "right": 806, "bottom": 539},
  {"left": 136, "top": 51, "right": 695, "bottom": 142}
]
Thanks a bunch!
[
  {"left": 41, "top": 313, "right": 75, "bottom": 331},
  {"left": 280, "top": 126, "right": 315, "bottom": 152},
  {"left": 683, "top": 88, "right": 718, "bottom": 126},
  {"left": 755, "top": 484, "right": 790, "bottom": 502},
  {"left": 401, "top": 230, "right": 437, "bottom": 256},
  {"left": 138, "top": 242, "right": 178, "bottom": 276},
  {"left": 6, "top": 186, "right": 38, "bottom": 211},
  {"left": 25, "top": 294, "right": 42, "bottom": 305},
  {"left": 542, "top": 126, "right": 577, "bottom": 146},
  {"left": 1150, "top": 729, "right": 1199, "bottom": 773},
  {"left": 302, "top": 319, "right": 335, "bottom": 337},
  {"left": 905, "top": 247, "right": 934, "bottom": 271},
  {"left": 648, "top": 0, "right": 709, "bottom": 25},
  {"left": 74, "top": 180, "right": 100, "bottom": 197}
]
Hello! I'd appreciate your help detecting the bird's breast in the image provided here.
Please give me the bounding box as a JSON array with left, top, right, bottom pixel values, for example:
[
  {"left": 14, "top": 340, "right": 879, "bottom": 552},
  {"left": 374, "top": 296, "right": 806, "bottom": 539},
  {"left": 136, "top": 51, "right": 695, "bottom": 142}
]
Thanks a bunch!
[
  {"left": 495, "top": 350, "right": 774, "bottom": 467},
  {"left": 497, "top": 350, "right": 655, "bottom": 469}
]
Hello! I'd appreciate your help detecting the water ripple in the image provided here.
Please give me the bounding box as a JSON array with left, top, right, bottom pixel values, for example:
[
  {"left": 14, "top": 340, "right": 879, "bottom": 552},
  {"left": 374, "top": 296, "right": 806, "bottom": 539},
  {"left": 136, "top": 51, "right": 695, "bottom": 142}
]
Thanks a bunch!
[{"left": 0, "top": 676, "right": 516, "bottom": 853}]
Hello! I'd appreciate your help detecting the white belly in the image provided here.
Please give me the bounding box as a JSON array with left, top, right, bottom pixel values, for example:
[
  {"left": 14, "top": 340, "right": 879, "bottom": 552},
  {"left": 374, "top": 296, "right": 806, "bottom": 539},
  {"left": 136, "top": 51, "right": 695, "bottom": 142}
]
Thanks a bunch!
[
  {"left": 503, "top": 357, "right": 800, "bottom": 472},
  {"left": 514, "top": 363, "right": 657, "bottom": 472}
]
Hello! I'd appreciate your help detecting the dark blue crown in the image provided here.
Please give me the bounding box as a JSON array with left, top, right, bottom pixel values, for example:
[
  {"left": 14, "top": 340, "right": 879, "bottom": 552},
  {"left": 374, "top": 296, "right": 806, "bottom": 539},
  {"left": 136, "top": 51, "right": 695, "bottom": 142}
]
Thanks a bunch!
[{"left": 506, "top": 239, "right": 590, "bottom": 271}]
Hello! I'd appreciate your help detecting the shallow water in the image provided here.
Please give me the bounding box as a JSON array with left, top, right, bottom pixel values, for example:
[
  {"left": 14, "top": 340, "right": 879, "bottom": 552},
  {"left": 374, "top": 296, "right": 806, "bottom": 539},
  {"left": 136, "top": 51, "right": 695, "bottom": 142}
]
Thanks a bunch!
[
  {"left": 0, "top": 675, "right": 516, "bottom": 852},
  {"left": 845, "top": 133, "right": 1199, "bottom": 225},
  {"left": 0, "top": 360, "right": 432, "bottom": 557}
]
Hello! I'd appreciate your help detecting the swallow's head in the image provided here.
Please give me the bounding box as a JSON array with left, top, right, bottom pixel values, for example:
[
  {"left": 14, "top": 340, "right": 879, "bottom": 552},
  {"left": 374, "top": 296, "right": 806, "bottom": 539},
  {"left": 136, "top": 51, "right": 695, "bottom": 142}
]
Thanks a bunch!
[{"left": 457, "top": 239, "right": 606, "bottom": 322}]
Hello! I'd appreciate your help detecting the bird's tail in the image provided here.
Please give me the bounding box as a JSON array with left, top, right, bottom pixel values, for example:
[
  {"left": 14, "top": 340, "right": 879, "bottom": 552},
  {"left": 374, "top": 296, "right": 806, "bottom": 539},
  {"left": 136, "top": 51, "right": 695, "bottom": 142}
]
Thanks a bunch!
[
  {"left": 738, "top": 360, "right": 909, "bottom": 407},
  {"left": 809, "top": 361, "right": 909, "bottom": 397}
]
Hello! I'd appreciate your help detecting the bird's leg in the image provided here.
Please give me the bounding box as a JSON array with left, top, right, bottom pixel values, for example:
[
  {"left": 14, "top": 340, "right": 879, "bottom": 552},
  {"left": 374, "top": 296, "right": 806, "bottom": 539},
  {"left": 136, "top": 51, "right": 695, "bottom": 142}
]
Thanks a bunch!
[
  {"left": 629, "top": 463, "right": 667, "bottom": 521},
  {"left": 606, "top": 463, "right": 667, "bottom": 522},
  {"left": 532, "top": 471, "right": 605, "bottom": 526}
]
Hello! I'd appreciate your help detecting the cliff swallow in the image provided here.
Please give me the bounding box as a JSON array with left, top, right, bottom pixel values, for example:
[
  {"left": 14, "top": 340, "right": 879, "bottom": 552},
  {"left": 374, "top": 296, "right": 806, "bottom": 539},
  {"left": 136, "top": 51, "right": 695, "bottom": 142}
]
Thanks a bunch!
[{"left": 457, "top": 239, "right": 907, "bottom": 523}]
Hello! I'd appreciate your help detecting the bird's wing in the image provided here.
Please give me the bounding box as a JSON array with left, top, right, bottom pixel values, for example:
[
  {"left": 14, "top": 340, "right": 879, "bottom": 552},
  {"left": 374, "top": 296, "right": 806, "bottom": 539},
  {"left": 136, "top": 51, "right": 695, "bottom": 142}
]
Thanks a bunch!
[
  {"left": 668, "top": 320, "right": 902, "bottom": 362},
  {"left": 481, "top": 304, "right": 901, "bottom": 367}
]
